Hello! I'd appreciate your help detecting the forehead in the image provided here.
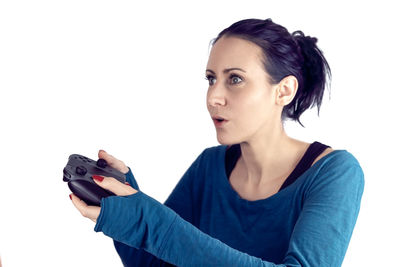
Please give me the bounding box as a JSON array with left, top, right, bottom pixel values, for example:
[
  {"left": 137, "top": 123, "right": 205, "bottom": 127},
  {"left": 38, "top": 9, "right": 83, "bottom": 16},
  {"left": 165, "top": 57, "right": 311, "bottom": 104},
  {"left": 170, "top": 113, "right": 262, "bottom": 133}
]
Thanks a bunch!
[{"left": 206, "top": 36, "right": 264, "bottom": 70}]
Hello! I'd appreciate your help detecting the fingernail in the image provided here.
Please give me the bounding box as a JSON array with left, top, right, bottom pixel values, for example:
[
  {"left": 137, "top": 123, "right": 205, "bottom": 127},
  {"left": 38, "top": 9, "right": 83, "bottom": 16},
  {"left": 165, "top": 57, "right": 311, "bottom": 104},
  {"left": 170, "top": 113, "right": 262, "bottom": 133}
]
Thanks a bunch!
[
  {"left": 92, "top": 175, "right": 104, "bottom": 182},
  {"left": 99, "top": 149, "right": 106, "bottom": 153},
  {"left": 125, "top": 182, "right": 131, "bottom": 186},
  {"left": 69, "top": 194, "right": 72, "bottom": 200}
]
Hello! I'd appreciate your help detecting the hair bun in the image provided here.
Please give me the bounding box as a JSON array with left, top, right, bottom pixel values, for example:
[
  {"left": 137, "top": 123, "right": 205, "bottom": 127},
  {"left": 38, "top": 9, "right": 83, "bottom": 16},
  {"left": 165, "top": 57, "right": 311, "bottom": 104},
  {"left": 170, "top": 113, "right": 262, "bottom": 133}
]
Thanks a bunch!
[
  {"left": 290, "top": 29, "right": 331, "bottom": 124},
  {"left": 292, "top": 30, "right": 317, "bottom": 45}
]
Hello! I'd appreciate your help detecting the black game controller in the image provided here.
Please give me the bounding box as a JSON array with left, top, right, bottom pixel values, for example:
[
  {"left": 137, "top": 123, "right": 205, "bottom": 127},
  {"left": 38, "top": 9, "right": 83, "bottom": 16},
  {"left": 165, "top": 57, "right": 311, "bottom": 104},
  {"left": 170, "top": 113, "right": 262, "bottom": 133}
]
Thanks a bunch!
[{"left": 63, "top": 154, "right": 126, "bottom": 206}]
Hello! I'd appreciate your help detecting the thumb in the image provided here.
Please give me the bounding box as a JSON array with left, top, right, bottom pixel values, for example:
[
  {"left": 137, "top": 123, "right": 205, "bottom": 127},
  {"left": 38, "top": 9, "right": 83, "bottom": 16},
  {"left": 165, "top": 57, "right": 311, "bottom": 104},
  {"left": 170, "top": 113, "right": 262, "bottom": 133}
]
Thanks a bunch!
[
  {"left": 98, "top": 150, "right": 129, "bottom": 174},
  {"left": 98, "top": 150, "right": 114, "bottom": 161}
]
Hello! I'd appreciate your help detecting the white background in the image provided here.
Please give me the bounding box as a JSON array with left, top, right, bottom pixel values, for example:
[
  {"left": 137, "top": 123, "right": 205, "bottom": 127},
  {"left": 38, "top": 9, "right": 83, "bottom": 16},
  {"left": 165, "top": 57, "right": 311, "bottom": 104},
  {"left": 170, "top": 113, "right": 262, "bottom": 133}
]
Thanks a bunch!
[{"left": 0, "top": 0, "right": 399, "bottom": 266}]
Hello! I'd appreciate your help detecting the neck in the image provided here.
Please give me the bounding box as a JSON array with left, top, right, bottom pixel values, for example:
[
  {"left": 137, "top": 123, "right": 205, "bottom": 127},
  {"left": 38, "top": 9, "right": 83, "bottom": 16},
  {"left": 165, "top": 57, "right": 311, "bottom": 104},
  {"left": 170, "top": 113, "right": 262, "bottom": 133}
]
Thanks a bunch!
[{"left": 238, "top": 123, "right": 308, "bottom": 187}]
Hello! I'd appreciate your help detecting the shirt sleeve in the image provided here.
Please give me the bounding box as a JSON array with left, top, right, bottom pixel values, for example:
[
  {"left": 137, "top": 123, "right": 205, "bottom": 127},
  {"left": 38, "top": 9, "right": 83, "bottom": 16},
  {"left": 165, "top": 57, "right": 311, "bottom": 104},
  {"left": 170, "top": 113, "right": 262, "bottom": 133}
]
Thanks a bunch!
[
  {"left": 124, "top": 167, "right": 140, "bottom": 191},
  {"left": 97, "top": 151, "right": 364, "bottom": 267},
  {"left": 111, "top": 149, "right": 202, "bottom": 267},
  {"left": 282, "top": 154, "right": 365, "bottom": 266},
  {"left": 113, "top": 166, "right": 175, "bottom": 266}
]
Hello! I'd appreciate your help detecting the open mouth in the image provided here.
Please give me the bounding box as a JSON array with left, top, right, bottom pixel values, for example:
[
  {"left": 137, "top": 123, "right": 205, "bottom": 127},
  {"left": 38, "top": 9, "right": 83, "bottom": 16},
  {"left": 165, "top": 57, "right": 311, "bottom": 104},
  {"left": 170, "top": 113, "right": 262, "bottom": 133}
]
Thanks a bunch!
[{"left": 213, "top": 117, "right": 228, "bottom": 127}]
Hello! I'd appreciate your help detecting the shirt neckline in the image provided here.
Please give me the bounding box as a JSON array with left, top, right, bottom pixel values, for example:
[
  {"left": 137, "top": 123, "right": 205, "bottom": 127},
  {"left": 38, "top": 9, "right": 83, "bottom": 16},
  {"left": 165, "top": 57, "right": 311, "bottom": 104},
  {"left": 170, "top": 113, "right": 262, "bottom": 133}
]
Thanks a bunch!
[{"left": 218, "top": 145, "right": 345, "bottom": 206}]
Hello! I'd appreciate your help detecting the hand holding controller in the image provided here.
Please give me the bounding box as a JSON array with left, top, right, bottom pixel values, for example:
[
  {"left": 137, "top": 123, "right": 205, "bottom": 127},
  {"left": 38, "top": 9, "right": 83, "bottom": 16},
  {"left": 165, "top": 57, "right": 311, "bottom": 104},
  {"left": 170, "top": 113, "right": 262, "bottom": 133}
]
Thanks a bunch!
[{"left": 63, "top": 152, "right": 126, "bottom": 206}]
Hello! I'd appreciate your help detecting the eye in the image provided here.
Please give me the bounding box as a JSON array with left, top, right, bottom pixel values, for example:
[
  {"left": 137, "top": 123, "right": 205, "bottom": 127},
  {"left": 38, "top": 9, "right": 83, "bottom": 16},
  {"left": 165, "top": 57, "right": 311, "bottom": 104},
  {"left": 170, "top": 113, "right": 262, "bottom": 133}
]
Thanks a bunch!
[
  {"left": 205, "top": 75, "right": 216, "bottom": 86},
  {"left": 229, "top": 74, "right": 242, "bottom": 85},
  {"left": 204, "top": 74, "right": 243, "bottom": 86}
]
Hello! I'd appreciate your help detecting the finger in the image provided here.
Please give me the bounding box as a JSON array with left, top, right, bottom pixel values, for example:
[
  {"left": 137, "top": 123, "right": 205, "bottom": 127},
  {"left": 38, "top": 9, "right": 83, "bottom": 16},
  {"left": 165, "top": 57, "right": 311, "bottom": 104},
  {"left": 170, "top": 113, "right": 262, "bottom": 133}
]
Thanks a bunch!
[
  {"left": 70, "top": 193, "right": 101, "bottom": 222},
  {"left": 98, "top": 150, "right": 116, "bottom": 163},
  {"left": 98, "top": 150, "right": 129, "bottom": 174},
  {"left": 92, "top": 175, "right": 137, "bottom": 196}
]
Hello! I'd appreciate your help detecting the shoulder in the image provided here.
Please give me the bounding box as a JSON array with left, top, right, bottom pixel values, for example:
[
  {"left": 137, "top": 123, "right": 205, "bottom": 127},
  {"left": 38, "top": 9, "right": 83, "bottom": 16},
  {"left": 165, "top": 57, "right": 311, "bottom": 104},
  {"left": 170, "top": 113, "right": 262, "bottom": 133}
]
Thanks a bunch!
[
  {"left": 311, "top": 147, "right": 334, "bottom": 167},
  {"left": 319, "top": 149, "right": 363, "bottom": 169},
  {"left": 312, "top": 148, "right": 364, "bottom": 182},
  {"left": 307, "top": 149, "right": 364, "bottom": 195}
]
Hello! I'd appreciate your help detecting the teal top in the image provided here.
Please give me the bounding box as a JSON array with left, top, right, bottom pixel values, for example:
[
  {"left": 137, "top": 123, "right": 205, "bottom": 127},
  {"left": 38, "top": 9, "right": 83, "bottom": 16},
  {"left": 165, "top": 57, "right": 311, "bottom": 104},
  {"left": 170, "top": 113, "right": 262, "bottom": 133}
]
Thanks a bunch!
[{"left": 94, "top": 145, "right": 364, "bottom": 266}]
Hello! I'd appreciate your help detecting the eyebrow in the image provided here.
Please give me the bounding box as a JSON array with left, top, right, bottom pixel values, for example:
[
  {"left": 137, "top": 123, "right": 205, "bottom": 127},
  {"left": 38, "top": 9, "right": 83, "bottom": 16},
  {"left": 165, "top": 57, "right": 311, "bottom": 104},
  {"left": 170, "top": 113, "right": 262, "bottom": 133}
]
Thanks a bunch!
[{"left": 205, "top": 68, "right": 246, "bottom": 74}]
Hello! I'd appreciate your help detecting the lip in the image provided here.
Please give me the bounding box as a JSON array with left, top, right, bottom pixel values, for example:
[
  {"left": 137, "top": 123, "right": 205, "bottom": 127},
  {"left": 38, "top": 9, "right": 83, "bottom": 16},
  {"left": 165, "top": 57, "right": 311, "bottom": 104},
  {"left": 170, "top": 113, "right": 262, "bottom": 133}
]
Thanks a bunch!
[
  {"left": 212, "top": 115, "right": 227, "bottom": 120},
  {"left": 212, "top": 118, "right": 229, "bottom": 127}
]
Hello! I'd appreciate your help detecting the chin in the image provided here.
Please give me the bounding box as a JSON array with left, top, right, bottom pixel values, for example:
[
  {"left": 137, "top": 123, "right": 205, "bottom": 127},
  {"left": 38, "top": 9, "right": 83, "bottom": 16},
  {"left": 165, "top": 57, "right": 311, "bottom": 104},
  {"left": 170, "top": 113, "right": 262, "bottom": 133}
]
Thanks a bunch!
[{"left": 216, "top": 133, "right": 240, "bottom": 146}]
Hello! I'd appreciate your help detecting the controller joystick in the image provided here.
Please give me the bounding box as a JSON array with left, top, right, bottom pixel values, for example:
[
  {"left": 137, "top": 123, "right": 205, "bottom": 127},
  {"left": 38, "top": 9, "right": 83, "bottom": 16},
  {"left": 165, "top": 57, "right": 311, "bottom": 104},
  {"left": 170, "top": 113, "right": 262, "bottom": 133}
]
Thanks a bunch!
[
  {"left": 96, "top": 159, "right": 107, "bottom": 168},
  {"left": 63, "top": 154, "right": 126, "bottom": 206},
  {"left": 76, "top": 166, "right": 87, "bottom": 176}
]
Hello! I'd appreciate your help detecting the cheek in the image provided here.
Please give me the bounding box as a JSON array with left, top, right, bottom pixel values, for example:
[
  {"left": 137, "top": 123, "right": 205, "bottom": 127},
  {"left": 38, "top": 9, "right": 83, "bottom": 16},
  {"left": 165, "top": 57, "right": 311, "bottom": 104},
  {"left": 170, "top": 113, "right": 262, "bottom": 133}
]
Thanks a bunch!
[
  {"left": 236, "top": 100, "right": 274, "bottom": 142},
  {"left": 237, "top": 92, "right": 270, "bottom": 124},
  {"left": 206, "top": 90, "right": 212, "bottom": 112},
  {"left": 239, "top": 105, "right": 267, "bottom": 133}
]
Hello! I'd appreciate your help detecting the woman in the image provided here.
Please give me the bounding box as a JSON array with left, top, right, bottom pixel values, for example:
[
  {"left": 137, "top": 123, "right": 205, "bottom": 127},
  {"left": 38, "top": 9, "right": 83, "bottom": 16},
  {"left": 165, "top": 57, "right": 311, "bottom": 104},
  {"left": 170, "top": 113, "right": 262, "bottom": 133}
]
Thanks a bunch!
[{"left": 70, "top": 18, "right": 364, "bottom": 266}]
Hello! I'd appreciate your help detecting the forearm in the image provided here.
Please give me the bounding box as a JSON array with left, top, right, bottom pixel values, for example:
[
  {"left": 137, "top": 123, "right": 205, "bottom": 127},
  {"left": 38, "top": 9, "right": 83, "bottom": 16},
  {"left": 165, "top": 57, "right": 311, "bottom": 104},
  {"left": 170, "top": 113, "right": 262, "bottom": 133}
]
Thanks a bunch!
[
  {"left": 113, "top": 239, "right": 173, "bottom": 267},
  {"left": 111, "top": 167, "right": 173, "bottom": 266}
]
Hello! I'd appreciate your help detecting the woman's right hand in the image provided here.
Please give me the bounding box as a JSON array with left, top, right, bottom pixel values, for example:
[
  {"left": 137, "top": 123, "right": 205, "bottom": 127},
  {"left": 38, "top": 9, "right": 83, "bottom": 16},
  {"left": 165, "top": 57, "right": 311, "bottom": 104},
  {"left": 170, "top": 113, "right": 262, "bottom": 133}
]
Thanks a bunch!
[{"left": 98, "top": 149, "right": 130, "bottom": 174}]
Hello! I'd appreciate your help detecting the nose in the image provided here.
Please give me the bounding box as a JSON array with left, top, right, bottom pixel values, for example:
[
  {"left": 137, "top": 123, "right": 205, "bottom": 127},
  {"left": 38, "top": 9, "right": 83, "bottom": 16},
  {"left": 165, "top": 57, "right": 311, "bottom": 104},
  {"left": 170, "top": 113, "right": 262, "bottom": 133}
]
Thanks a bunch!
[{"left": 207, "top": 83, "right": 226, "bottom": 108}]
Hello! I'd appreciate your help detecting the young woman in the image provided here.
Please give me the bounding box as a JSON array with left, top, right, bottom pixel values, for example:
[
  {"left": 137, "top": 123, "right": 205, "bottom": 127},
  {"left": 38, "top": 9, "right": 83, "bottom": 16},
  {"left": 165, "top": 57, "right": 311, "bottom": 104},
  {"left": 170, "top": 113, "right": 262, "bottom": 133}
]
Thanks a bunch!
[{"left": 71, "top": 18, "right": 364, "bottom": 266}]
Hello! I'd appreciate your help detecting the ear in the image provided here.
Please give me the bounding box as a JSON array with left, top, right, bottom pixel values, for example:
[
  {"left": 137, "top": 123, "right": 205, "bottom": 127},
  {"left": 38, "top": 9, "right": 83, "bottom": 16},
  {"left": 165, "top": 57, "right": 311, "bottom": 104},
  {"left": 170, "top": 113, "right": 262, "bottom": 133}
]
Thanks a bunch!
[{"left": 275, "top": 75, "right": 298, "bottom": 106}]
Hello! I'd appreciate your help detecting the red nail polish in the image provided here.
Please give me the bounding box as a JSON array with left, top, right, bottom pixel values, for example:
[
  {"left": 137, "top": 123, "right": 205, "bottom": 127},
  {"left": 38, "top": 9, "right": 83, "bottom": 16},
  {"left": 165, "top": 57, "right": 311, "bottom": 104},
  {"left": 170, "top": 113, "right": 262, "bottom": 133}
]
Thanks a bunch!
[
  {"left": 92, "top": 175, "right": 104, "bottom": 182},
  {"left": 69, "top": 194, "right": 72, "bottom": 200},
  {"left": 125, "top": 182, "right": 131, "bottom": 186}
]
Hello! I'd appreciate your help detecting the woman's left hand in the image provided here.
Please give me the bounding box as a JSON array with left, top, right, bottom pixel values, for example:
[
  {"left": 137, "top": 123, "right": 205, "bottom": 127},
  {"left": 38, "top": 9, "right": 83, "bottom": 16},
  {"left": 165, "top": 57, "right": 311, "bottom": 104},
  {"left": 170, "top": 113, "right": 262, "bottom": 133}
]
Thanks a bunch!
[{"left": 70, "top": 175, "right": 138, "bottom": 223}]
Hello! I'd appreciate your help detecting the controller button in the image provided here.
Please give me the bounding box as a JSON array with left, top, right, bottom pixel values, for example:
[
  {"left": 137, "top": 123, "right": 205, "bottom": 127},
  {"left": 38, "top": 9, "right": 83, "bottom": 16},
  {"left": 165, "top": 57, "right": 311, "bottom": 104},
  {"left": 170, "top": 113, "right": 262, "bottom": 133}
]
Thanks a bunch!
[
  {"left": 96, "top": 159, "right": 107, "bottom": 168},
  {"left": 76, "top": 166, "right": 87, "bottom": 176},
  {"left": 63, "top": 168, "right": 71, "bottom": 182}
]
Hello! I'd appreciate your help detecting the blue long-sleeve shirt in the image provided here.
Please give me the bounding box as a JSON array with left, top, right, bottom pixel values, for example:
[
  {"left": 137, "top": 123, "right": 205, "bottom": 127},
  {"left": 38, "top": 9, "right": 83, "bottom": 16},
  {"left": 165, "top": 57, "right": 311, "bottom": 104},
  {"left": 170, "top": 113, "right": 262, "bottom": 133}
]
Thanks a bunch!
[{"left": 94, "top": 144, "right": 364, "bottom": 266}]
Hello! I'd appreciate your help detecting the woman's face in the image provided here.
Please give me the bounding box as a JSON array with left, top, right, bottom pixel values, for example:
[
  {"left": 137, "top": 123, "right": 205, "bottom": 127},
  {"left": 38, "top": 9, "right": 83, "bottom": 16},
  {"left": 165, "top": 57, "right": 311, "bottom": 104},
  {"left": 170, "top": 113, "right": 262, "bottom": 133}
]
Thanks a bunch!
[{"left": 206, "top": 36, "right": 280, "bottom": 145}]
